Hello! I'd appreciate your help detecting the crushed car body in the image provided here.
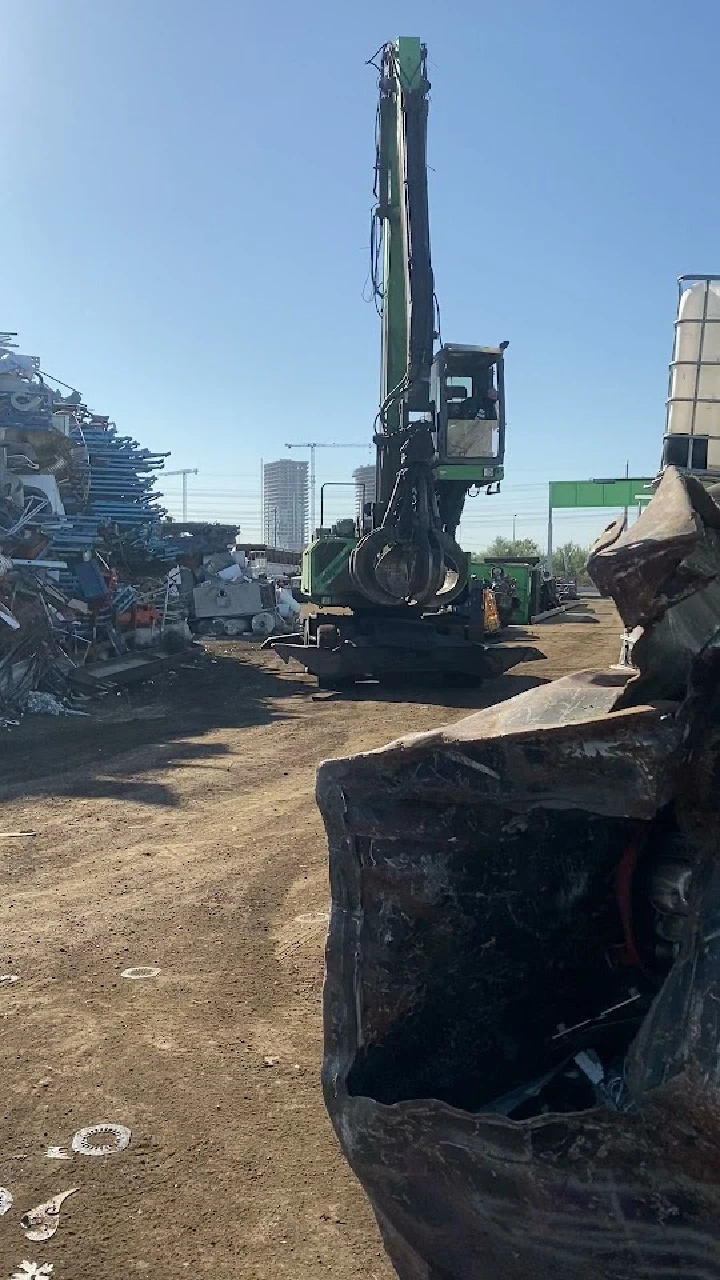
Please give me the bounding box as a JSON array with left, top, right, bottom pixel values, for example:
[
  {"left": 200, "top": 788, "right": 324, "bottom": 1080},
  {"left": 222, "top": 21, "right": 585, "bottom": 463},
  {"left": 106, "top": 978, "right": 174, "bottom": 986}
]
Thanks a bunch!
[{"left": 317, "top": 467, "right": 720, "bottom": 1279}]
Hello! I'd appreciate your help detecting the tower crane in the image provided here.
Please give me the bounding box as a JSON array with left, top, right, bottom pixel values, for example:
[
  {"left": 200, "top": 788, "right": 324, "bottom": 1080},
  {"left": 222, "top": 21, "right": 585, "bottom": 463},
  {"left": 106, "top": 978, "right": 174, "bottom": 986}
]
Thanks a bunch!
[{"left": 163, "top": 468, "right": 198, "bottom": 522}]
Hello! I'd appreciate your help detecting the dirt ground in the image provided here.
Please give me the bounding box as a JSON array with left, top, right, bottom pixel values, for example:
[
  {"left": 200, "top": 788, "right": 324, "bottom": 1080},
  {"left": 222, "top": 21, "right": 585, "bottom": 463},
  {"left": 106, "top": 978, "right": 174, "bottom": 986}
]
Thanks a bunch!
[{"left": 0, "top": 599, "right": 621, "bottom": 1280}]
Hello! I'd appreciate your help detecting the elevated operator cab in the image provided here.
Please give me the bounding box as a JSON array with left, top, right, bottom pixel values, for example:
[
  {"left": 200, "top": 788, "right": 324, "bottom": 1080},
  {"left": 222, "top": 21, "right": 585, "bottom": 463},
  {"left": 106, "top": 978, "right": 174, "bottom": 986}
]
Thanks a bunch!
[{"left": 432, "top": 344, "right": 506, "bottom": 485}]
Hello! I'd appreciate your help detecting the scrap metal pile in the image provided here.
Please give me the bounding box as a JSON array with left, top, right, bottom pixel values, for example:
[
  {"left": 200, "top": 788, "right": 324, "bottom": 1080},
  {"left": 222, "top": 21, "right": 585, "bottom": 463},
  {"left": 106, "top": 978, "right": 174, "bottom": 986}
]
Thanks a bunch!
[
  {"left": 0, "top": 332, "right": 301, "bottom": 722},
  {"left": 0, "top": 335, "right": 198, "bottom": 720},
  {"left": 318, "top": 466, "right": 720, "bottom": 1279},
  {"left": 0, "top": 553, "right": 192, "bottom": 722},
  {"left": 0, "top": 336, "right": 172, "bottom": 567}
]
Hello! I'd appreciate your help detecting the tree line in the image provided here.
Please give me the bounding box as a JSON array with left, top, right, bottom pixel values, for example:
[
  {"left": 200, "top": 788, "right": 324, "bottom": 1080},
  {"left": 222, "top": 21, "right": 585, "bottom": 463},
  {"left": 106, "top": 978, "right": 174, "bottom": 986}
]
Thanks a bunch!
[{"left": 480, "top": 537, "right": 591, "bottom": 583}]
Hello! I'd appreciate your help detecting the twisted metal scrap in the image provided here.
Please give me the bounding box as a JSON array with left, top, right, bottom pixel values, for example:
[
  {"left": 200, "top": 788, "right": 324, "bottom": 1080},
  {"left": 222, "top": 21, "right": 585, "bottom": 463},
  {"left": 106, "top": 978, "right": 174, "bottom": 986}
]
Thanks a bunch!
[
  {"left": 318, "top": 467, "right": 720, "bottom": 1280},
  {"left": 588, "top": 465, "right": 720, "bottom": 702}
]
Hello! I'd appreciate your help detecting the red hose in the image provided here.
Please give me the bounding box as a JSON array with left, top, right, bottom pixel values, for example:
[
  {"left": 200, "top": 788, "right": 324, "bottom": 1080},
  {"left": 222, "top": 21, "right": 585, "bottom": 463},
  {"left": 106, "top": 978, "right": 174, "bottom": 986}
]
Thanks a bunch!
[{"left": 614, "top": 829, "right": 646, "bottom": 968}]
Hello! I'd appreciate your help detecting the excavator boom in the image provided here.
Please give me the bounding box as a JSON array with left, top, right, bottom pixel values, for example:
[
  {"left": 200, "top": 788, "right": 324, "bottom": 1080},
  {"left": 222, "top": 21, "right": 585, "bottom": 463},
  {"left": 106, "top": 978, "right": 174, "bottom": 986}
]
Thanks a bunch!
[
  {"left": 374, "top": 38, "right": 434, "bottom": 499},
  {"left": 349, "top": 38, "right": 505, "bottom": 610}
]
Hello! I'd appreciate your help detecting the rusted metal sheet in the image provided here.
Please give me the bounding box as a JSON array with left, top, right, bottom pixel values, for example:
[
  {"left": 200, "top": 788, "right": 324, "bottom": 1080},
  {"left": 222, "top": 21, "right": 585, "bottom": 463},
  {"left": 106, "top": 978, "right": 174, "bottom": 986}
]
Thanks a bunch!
[
  {"left": 318, "top": 467, "right": 720, "bottom": 1278},
  {"left": 590, "top": 467, "right": 720, "bottom": 703},
  {"left": 589, "top": 466, "right": 720, "bottom": 631}
]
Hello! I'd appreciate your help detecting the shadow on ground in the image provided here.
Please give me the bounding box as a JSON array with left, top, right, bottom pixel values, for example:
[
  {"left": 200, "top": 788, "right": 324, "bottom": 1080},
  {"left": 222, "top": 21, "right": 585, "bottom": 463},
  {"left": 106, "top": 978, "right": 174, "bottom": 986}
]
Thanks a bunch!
[
  {"left": 0, "top": 642, "right": 553, "bottom": 805},
  {"left": 314, "top": 669, "right": 550, "bottom": 708},
  {"left": 0, "top": 647, "right": 310, "bottom": 800}
]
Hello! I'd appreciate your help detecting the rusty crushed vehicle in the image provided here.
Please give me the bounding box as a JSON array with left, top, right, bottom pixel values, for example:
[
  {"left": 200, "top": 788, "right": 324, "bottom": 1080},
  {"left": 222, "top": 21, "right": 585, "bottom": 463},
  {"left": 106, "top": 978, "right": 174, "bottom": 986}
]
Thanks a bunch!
[{"left": 317, "top": 466, "right": 720, "bottom": 1279}]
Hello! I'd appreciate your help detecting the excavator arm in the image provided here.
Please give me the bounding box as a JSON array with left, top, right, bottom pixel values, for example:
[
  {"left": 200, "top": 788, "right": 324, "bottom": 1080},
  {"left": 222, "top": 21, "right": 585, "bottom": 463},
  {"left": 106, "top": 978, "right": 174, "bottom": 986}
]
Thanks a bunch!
[
  {"left": 349, "top": 39, "right": 506, "bottom": 611},
  {"left": 349, "top": 39, "right": 469, "bottom": 610}
]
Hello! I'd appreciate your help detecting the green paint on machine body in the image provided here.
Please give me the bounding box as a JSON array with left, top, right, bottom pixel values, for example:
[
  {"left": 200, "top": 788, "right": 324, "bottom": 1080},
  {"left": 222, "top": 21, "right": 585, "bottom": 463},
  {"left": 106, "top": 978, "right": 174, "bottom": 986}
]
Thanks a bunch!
[
  {"left": 302, "top": 537, "right": 358, "bottom": 601},
  {"left": 470, "top": 558, "right": 539, "bottom": 625}
]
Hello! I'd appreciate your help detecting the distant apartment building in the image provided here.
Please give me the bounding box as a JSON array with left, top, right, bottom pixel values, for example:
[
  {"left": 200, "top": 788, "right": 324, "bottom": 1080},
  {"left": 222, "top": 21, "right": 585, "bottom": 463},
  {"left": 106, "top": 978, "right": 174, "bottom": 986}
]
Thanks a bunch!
[
  {"left": 353, "top": 464, "right": 376, "bottom": 517},
  {"left": 262, "top": 459, "right": 308, "bottom": 551}
]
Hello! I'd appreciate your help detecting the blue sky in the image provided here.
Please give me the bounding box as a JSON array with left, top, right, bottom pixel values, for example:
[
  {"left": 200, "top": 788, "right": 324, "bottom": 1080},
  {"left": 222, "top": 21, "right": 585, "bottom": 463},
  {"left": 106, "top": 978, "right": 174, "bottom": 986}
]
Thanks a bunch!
[{"left": 3, "top": 0, "right": 719, "bottom": 550}]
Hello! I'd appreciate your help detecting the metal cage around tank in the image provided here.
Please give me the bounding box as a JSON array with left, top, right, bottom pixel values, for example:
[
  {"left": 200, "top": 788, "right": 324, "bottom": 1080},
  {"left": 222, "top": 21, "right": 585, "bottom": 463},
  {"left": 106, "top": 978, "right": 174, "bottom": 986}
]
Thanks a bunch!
[{"left": 663, "top": 274, "right": 720, "bottom": 476}]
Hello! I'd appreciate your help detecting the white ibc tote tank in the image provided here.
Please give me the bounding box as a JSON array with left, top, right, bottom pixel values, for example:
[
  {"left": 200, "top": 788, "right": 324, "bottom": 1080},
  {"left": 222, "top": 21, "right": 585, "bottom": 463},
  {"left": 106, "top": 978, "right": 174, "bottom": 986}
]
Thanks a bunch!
[{"left": 667, "top": 278, "right": 720, "bottom": 438}]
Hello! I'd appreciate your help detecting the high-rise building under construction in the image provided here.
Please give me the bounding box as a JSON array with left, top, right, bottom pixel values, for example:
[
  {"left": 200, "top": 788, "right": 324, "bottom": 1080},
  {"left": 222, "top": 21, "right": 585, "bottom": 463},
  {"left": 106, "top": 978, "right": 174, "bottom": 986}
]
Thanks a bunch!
[
  {"left": 352, "top": 464, "right": 376, "bottom": 517},
  {"left": 262, "top": 459, "right": 308, "bottom": 551}
]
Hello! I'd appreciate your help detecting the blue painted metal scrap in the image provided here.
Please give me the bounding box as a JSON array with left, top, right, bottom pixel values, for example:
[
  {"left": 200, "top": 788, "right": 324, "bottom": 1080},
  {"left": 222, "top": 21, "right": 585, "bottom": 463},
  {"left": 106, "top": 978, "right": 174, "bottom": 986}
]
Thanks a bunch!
[{"left": 0, "top": 336, "right": 194, "bottom": 579}]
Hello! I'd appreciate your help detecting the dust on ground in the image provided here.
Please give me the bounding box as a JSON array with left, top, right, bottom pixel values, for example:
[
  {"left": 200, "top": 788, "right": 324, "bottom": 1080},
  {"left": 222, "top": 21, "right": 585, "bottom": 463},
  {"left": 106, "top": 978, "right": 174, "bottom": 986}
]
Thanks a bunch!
[{"left": 0, "top": 600, "right": 621, "bottom": 1279}]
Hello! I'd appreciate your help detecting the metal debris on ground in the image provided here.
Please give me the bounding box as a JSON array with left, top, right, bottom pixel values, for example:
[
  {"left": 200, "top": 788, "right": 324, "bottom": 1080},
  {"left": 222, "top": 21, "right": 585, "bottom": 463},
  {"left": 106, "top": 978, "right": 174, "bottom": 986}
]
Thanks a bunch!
[
  {"left": 0, "top": 333, "right": 301, "bottom": 723},
  {"left": 529, "top": 601, "right": 593, "bottom": 623},
  {"left": 0, "top": 1187, "right": 13, "bottom": 1216},
  {"left": 263, "top": 1056, "right": 280, "bottom": 1068},
  {"left": 0, "top": 334, "right": 195, "bottom": 719},
  {"left": 44, "top": 1149, "right": 71, "bottom": 1162},
  {"left": 0, "top": 975, "right": 20, "bottom": 984},
  {"left": 188, "top": 548, "right": 298, "bottom": 639},
  {"left": 120, "top": 966, "right": 161, "bottom": 980},
  {"left": 20, "top": 1189, "right": 77, "bottom": 1242},
  {"left": 23, "top": 692, "right": 69, "bottom": 717},
  {"left": 9, "top": 1264, "right": 54, "bottom": 1279},
  {"left": 70, "top": 1123, "right": 131, "bottom": 1157}
]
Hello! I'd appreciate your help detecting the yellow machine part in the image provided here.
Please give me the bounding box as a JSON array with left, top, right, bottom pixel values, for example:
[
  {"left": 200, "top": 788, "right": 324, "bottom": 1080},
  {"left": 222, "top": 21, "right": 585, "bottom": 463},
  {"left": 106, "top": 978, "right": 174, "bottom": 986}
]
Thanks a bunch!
[{"left": 483, "top": 588, "right": 502, "bottom": 634}]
